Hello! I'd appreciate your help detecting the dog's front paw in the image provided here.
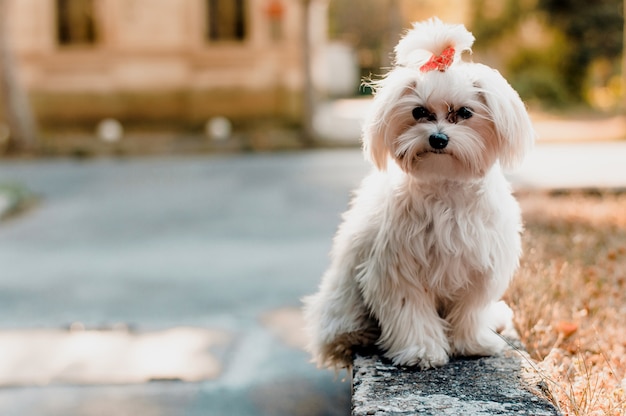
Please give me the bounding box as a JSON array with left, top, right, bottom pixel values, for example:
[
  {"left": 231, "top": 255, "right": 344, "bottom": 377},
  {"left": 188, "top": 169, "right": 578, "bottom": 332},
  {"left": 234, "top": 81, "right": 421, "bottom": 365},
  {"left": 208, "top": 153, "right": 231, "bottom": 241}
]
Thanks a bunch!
[
  {"left": 452, "top": 329, "right": 507, "bottom": 357},
  {"left": 385, "top": 344, "right": 449, "bottom": 369}
]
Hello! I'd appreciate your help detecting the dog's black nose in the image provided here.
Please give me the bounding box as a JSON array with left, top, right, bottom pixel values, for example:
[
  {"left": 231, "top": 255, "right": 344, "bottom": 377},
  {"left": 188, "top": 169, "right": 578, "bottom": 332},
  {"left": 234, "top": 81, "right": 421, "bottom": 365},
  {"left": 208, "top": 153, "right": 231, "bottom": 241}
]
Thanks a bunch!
[{"left": 429, "top": 132, "right": 449, "bottom": 150}]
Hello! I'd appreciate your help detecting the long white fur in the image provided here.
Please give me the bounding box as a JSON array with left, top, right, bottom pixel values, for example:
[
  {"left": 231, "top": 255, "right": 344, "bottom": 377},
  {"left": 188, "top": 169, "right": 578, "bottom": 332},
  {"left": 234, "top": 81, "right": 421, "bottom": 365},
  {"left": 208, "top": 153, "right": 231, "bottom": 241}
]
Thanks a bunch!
[{"left": 303, "top": 18, "right": 535, "bottom": 371}]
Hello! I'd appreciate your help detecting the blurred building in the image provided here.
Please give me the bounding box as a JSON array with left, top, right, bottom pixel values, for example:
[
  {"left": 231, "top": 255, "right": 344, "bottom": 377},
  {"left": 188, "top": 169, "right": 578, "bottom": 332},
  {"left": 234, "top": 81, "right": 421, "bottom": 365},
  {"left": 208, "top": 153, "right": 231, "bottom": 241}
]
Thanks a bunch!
[{"left": 7, "top": 0, "right": 328, "bottom": 130}]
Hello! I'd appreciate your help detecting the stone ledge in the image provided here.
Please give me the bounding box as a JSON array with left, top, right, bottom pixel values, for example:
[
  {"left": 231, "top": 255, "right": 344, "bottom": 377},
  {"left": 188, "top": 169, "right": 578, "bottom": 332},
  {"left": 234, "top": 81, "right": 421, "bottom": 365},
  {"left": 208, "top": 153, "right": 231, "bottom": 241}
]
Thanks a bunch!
[{"left": 351, "top": 342, "right": 561, "bottom": 416}]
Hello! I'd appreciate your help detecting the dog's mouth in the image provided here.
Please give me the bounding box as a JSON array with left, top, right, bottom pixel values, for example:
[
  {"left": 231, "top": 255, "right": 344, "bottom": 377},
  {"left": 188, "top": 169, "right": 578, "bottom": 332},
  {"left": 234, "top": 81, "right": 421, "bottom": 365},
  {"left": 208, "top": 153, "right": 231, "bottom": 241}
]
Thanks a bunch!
[
  {"left": 413, "top": 149, "right": 451, "bottom": 160},
  {"left": 419, "top": 149, "right": 448, "bottom": 156},
  {"left": 396, "top": 149, "right": 452, "bottom": 159},
  {"left": 396, "top": 149, "right": 453, "bottom": 163}
]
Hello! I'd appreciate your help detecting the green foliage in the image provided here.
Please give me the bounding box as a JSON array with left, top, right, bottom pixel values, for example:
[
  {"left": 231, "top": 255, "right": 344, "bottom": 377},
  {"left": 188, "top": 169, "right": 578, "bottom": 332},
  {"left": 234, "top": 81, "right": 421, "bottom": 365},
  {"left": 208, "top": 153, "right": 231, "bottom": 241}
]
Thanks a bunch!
[
  {"left": 470, "top": 0, "right": 528, "bottom": 45},
  {"left": 507, "top": 41, "right": 573, "bottom": 107},
  {"left": 538, "top": 0, "right": 623, "bottom": 101},
  {"left": 471, "top": 0, "right": 624, "bottom": 107},
  {"left": 510, "top": 65, "right": 573, "bottom": 108},
  {"left": 540, "top": 0, "right": 623, "bottom": 59}
]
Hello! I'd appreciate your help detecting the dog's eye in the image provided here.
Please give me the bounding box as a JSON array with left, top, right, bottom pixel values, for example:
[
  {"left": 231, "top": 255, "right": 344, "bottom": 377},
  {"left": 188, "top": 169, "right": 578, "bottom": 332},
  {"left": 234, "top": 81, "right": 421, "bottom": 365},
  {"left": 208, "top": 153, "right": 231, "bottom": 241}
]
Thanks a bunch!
[
  {"left": 456, "top": 107, "right": 473, "bottom": 120},
  {"left": 412, "top": 106, "right": 432, "bottom": 121}
]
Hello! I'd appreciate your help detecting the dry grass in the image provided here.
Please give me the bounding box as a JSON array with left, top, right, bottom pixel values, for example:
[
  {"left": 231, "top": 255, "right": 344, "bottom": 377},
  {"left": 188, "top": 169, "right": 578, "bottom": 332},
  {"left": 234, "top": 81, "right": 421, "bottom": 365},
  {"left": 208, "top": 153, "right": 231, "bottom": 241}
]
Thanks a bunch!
[{"left": 505, "top": 191, "right": 626, "bottom": 416}]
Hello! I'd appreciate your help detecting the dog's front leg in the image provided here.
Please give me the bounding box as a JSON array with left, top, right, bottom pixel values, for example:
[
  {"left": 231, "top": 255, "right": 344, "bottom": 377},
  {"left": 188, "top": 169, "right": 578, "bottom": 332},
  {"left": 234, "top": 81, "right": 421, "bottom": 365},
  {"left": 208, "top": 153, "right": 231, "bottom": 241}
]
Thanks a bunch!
[
  {"left": 447, "top": 297, "right": 510, "bottom": 357},
  {"left": 361, "top": 279, "right": 450, "bottom": 369}
]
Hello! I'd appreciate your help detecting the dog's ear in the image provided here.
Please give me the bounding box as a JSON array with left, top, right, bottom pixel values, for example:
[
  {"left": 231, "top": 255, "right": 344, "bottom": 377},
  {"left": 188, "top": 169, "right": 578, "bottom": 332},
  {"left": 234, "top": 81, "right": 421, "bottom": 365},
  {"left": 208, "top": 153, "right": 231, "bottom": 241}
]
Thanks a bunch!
[
  {"left": 472, "top": 64, "right": 535, "bottom": 170},
  {"left": 362, "top": 69, "right": 417, "bottom": 171},
  {"left": 362, "top": 98, "right": 389, "bottom": 170},
  {"left": 362, "top": 81, "right": 392, "bottom": 171}
]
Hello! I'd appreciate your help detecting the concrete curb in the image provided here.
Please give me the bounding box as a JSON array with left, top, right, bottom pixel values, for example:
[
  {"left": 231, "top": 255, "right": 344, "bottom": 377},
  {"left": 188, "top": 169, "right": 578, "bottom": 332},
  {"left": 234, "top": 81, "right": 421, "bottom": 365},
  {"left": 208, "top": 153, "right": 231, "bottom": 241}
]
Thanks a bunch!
[{"left": 352, "top": 342, "right": 561, "bottom": 416}]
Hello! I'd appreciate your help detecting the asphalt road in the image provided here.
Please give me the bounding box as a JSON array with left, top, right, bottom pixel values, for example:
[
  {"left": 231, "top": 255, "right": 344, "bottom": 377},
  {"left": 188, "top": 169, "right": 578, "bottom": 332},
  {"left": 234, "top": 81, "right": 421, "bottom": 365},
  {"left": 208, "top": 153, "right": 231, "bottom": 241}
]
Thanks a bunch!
[{"left": 0, "top": 149, "right": 370, "bottom": 416}]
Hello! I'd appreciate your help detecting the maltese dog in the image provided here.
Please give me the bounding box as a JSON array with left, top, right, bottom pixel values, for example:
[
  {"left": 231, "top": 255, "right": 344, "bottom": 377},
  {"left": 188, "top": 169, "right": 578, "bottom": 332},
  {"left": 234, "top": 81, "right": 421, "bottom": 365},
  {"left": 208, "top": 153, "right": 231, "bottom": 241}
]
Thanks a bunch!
[{"left": 303, "top": 18, "right": 534, "bottom": 370}]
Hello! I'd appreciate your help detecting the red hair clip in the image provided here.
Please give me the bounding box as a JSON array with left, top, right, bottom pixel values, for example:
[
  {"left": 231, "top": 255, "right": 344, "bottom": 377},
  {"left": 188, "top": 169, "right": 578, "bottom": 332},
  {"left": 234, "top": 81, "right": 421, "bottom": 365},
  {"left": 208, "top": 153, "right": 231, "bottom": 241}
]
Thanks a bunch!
[{"left": 420, "top": 46, "right": 455, "bottom": 73}]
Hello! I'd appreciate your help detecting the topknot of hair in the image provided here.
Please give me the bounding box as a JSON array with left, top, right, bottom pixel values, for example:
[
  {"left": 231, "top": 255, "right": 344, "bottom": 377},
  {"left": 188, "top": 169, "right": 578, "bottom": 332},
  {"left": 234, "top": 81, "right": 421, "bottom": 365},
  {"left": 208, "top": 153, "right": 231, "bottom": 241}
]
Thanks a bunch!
[{"left": 394, "top": 17, "right": 475, "bottom": 70}]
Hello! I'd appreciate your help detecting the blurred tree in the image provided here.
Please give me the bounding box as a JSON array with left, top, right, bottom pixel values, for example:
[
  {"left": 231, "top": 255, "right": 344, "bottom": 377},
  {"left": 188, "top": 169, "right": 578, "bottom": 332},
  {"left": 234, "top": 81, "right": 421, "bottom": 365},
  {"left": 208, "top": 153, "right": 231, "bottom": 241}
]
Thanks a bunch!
[
  {"left": 470, "top": 0, "right": 623, "bottom": 107},
  {"left": 538, "top": 0, "right": 623, "bottom": 101},
  {"left": 0, "top": 0, "right": 38, "bottom": 153},
  {"left": 470, "top": 0, "right": 526, "bottom": 44}
]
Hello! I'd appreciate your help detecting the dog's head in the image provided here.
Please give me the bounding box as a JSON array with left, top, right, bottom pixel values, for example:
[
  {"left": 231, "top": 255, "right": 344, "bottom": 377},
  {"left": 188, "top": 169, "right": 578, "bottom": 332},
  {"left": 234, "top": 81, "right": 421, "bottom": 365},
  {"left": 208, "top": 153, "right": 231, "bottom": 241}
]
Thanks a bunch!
[{"left": 363, "top": 18, "right": 535, "bottom": 180}]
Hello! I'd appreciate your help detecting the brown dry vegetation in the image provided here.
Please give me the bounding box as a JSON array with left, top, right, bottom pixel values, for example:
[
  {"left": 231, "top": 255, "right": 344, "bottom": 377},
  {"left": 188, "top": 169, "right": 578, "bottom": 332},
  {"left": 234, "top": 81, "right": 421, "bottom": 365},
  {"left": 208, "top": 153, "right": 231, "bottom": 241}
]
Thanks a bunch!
[{"left": 506, "top": 191, "right": 626, "bottom": 416}]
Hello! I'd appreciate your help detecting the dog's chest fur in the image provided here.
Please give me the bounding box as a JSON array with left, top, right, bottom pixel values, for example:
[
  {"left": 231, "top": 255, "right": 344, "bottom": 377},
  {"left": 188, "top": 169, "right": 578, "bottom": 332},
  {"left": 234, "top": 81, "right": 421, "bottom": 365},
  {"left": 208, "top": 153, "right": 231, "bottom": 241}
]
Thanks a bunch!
[{"left": 360, "top": 175, "right": 502, "bottom": 296}]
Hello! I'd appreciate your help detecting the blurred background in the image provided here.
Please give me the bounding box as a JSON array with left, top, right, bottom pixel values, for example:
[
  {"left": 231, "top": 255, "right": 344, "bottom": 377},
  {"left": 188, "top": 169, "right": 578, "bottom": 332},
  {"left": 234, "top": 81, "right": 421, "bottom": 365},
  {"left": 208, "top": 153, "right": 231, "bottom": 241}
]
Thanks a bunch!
[
  {"left": 1, "top": 0, "right": 625, "bottom": 153},
  {"left": 0, "top": 1, "right": 625, "bottom": 415}
]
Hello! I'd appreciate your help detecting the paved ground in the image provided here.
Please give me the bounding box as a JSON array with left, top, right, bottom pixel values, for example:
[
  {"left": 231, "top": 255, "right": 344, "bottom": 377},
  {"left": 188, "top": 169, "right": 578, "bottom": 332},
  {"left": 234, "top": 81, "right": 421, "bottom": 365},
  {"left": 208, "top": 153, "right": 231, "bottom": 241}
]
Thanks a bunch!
[
  {"left": 0, "top": 115, "right": 625, "bottom": 415},
  {"left": 0, "top": 151, "right": 369, "bottom": 416}
]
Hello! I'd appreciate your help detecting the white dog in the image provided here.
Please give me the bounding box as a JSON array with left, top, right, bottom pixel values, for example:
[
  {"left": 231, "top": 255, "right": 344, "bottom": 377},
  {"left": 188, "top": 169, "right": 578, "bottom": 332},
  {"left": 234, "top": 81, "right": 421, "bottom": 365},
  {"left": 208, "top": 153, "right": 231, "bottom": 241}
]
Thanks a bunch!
[{"left": 303, "top": 18, "right": 534, "bottom": 371}]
